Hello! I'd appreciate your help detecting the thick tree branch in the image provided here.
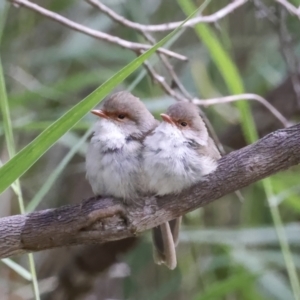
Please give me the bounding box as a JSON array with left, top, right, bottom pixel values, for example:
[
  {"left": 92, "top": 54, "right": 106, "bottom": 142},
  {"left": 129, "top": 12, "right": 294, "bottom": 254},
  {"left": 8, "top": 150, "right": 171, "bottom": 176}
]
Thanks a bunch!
[{"left": 0, "top": 124, "right": 299, "bottom": 259}]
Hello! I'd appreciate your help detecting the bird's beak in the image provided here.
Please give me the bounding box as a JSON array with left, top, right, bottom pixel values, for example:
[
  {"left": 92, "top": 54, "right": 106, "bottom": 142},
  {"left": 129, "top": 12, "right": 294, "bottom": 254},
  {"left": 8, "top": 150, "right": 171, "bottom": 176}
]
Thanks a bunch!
[
  {"left": 160, "top": 113, "right": 175, "bottom": 125},
  {"left": 91, "top": 109, "right": 109, "bottom": 119}
]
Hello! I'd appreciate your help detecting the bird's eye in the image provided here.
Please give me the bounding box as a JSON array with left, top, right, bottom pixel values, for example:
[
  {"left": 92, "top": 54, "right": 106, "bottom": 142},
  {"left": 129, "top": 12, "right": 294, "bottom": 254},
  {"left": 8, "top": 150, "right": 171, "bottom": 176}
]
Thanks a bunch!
[
  {"left": 180, "top": 121, "right": 187, "bottom": 127},
  {"left": 118, "top": 114, "right": 126, "bottom": 119}
]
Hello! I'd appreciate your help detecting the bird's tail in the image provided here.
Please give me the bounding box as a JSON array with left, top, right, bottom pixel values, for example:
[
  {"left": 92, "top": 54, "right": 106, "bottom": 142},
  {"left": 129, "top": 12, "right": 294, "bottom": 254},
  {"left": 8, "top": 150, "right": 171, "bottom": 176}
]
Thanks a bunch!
[{"left": 152, "top": 217, "right": 182, "bottom": 270}]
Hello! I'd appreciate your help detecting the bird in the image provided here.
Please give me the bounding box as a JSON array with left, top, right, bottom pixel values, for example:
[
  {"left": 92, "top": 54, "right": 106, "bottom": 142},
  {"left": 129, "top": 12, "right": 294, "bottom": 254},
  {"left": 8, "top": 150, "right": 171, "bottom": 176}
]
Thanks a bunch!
[
  {"left": 86, "top": 91, "right": 177, "bottom": 269},
  {"left": 143, "top": 101, "right": 221, "bottom": 269},
  {"left": 86, "top": 91, "right": 157, "bottom": 203}
]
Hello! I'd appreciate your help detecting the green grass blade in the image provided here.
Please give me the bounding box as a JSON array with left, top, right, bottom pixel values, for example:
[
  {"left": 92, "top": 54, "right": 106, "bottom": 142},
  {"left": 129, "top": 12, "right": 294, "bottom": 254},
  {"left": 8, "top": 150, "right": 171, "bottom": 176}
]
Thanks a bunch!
[
  {"left": 0, "top": 7, "right": 200, "bottom": 194},
  {"left": 0, "top": 2, "right": 9, "bottom": 42},
  {"left": 0, "top": 58, "right": 16, "bottom": 158},
  {"left": 0, "top": 55, "right": 40, "bottom": 299},
  {"left": 0, "top": 56, "right": 25, "bottom": 210},
  {"left": 264, "top": 180, "right": 300, "bottom": 300},
  {"left": 1, "top": 258, "right": 32, "bottom": 281}
]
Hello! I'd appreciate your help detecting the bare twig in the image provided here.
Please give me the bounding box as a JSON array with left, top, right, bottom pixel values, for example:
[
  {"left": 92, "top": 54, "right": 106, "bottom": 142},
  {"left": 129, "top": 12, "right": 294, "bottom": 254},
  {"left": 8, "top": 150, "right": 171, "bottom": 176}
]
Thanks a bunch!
[
  {"left": 275, "top": 0, "right": 300, "bottom": 18},
  {"left": 193, "top": 94, "right": 290, "bottom": 128},
  {"left": 8, "top": 0, "right": 187, "bottom": 61},
  {"left": 86, "top": 0, "right": 249, "bottom": 32},
  {"left": 142, "top": 31, "right": 193, "bottom": 100},
  {"left": 143, "top": 60, "right": 185, "bottom": 102},
  {"left": 0, "top": 123, "right": 300, "bottom": 259},
  {"left": 85, "top": 0, "right": 195, "bottom": 100}
]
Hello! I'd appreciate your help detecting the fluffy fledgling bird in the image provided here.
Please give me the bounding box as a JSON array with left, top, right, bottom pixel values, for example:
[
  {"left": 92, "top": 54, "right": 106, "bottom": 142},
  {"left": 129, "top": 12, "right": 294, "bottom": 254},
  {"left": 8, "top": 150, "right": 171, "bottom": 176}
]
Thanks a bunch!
[
  {"left": 86, "top": 91, "right": 178, "bottom": 270},
  {"left": 143, "top": 102, "right": 221, "bottom": 269},
  {"left": 86, "top": 91, "right": 157, "bottom": 202}
]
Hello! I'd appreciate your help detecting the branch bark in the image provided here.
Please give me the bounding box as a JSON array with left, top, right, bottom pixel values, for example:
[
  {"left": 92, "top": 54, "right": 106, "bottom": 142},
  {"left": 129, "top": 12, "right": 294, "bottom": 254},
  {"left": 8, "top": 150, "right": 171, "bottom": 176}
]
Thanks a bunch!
[{"left": 0, "top": 124, "right": 299, "bottom": 259}]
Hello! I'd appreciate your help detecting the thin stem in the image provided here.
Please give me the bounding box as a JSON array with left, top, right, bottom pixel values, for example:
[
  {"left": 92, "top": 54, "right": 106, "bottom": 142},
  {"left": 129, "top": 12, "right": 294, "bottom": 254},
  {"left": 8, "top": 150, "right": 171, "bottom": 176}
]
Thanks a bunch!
[
  {"left": 193, "top": 93, "right": 290, "bottom": 128},
  {"left": 0, "top": 57, "right": 40, "bottom": 299},
  {"left": 86, "top": 0, "right": 249, "bottom": 32},
  {"left": 264, "top": 179, "right": 300, "bottom": 300},
  {"left": 8, "top": 0, "right": 186, "bottom": 61}
]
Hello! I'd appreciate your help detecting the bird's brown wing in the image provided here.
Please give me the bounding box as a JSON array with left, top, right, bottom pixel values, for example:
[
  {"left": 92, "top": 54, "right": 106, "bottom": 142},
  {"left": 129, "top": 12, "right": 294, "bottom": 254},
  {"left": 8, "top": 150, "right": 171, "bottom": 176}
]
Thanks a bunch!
[
  {"left": 196, "top": 137, "right": 221, "bottom": 160},
  {"left": 207, "top": 137, "right": 221, "bottom": 160}
]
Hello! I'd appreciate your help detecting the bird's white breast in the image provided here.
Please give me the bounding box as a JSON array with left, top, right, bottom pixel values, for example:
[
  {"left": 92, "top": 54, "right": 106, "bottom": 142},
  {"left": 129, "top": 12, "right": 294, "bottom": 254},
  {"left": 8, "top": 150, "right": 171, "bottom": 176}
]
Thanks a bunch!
[
  {"left": 86, "top": 119, "right": 142, "bottom": 200},
  {"left": 143, "top": 122, "right": 217, "bottom": 195}
]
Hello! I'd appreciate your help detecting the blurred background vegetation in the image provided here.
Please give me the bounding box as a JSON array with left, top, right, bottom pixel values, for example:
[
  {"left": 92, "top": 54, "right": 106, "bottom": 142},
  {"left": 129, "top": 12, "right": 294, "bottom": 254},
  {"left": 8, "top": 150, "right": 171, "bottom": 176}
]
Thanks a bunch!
[{"left": 1, "top": 0, "right": 300, "bottom": 299}]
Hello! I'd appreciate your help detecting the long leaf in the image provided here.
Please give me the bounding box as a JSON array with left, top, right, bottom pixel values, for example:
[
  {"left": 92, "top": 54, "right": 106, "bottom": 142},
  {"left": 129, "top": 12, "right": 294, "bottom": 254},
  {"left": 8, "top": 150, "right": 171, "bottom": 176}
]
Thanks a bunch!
[{"left": 0, "top": 54, "right": 40, "bottom": 300}]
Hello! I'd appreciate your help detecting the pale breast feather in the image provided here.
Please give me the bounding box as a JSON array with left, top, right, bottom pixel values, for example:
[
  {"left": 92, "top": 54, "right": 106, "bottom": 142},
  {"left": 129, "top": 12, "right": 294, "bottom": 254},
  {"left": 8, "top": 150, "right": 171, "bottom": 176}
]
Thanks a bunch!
[
  {"left": 143, "top": 122, "right": 218, "bottom": 196},
  {"left": 86, "top": 120, "right": 143, "bottom": 200}
]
